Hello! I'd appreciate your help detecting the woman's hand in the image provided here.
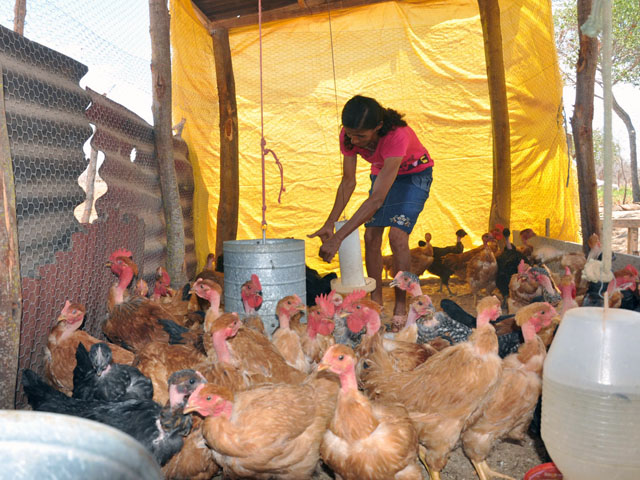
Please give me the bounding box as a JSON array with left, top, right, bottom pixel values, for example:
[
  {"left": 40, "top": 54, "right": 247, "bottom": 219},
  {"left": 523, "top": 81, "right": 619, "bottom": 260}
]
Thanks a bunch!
[
  {"left": 318, "top": 234, "right": 342, "bottom": 263},
  {"left": 307, "top": 223, "right": 334, "bottom": 243}
]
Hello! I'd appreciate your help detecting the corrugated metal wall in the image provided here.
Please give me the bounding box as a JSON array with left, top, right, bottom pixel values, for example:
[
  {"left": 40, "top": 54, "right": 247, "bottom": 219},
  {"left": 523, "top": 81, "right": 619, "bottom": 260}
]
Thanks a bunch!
[{"left": 0, "top": 25, "right": 196, "bottom": 407}]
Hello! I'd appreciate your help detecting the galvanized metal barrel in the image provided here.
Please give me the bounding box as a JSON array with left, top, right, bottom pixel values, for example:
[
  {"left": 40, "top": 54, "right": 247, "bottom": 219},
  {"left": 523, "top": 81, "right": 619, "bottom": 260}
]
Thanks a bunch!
[
  {"left": 224, "top": 238, "right": 306, "bottom": 335},
  {"left": 0, "top": 410, "right": 163, "bottom": 479}
]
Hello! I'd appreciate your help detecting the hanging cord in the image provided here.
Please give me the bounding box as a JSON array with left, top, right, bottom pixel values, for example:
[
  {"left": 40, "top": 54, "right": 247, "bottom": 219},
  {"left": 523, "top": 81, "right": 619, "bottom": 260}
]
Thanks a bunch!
[
  {"left": 258, "top": 0, "right": 286, "bottom": 241},
  {"left": 326, "top": 0, "right": 346, "bottom": 222}
]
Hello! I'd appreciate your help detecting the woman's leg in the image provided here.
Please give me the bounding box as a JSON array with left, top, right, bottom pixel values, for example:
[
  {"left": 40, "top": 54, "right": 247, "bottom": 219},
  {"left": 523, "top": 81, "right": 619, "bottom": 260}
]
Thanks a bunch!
[
  {"left": 365, "top": 226, "right": 384, "bottom": 306},
  {"left": 389, "top": 226, "right": 411, "bottom": 316}
]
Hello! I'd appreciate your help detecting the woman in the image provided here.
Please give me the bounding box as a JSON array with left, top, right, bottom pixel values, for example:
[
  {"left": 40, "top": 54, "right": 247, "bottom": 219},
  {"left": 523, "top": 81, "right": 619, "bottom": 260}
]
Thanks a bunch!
[{"left": 308, "top": 95, "right": 433, "bottom": 324}]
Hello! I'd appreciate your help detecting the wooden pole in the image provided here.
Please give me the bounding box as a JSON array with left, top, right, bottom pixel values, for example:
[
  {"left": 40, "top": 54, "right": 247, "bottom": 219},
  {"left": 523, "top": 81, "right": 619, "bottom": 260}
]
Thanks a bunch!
[
  {"left": 477, "top": 0, "right": 511, "bottom": 232},
  {"left": 149, "top": 0, "right": 187, "bottom": 286},
  {"left": 13, "top": 0, "right": 26, "bottom": 35},
  {"left": 572, "top": 0, "right": 600, "bottom": 252},
  {"left": 0, "top": 64, "right": 22, "bottom": 409},
  {"left": 212, "top": 27, "right": 239, "bottom": 262}
]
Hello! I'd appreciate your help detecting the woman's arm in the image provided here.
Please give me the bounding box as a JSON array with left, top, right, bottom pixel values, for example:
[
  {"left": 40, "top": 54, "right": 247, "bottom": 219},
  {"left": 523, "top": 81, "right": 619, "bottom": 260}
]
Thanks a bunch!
[
  {"left": 318, "top": 156, "right": 402, "bottom": 262},
  {"left": 308, "top": 155, "right": 357, "bottom": 242}
]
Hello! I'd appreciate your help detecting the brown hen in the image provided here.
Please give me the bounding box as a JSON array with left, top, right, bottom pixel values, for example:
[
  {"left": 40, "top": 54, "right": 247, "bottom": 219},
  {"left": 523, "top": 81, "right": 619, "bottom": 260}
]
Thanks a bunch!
[
  {"left": 184, "top": 370, "right": 339, "bottom": 479},
  {"left": 104, "top": 249, "right": 198, "bottom": 354},
  {"left": 358, "top": 296, "right": 503, "bottom": 480},
  {"left": 318, "top": 344, "right": 422, "bottom": 480},
  {"left": 45, "top": 301, "right": 135, "bottom": 395},
  {"left": 461, "top": 302, "right": 557, "bottom": 480}
]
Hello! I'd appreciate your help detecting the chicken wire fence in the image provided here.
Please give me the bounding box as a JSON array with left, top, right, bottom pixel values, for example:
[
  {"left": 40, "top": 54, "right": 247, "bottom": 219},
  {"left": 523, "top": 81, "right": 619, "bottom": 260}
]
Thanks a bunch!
[{"left": 0, "top": 2, "right": 196, "bottom": 407}]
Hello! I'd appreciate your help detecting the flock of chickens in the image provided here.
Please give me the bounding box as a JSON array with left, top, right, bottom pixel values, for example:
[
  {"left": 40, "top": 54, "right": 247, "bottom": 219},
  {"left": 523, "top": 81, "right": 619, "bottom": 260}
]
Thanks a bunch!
[{"left": 20, "top": 228, "right": 640, "bottom": 480}]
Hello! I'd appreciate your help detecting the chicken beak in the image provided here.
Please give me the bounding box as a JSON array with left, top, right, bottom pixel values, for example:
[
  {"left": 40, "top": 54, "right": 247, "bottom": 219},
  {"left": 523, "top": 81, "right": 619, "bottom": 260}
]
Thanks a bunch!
[
  {"left": 317, "top": 362, "right": 330, "bottom": 372},
  {"left": 105, "top": 261, "right": 112, "bottom": 268},
  {"left": 183, "top": 403, "right": 198, "bottom": 414},
  {"left": 389, "top": 279, "right": 399, "bottom": 288}
]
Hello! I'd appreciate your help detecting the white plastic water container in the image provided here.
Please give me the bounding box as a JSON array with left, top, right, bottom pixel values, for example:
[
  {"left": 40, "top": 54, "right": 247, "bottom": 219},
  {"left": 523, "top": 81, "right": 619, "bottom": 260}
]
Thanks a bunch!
[{"left": 541, "top": 307, "right": 640, "bottom": 480}]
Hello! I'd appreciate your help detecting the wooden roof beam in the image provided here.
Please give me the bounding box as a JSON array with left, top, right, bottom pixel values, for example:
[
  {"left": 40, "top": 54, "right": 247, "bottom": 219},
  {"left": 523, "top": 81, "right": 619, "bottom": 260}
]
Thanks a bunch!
[{"left": 208, "top": 0, "right": 391, "bottom": 30}]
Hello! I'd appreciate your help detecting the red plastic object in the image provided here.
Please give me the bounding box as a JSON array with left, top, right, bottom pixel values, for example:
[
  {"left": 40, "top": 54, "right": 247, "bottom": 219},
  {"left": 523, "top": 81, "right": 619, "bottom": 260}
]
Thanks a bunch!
[{"left": 523, "top": 462, "right": 563, "bottom": 480}]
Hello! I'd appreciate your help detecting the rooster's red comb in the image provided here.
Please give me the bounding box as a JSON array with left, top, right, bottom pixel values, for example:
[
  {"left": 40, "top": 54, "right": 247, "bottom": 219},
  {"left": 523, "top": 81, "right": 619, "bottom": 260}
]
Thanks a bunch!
[
  {"left": 315, "top": 292, "right": 336, "bottom": 317},
  {"left": 109, "top": 248, "right": 133, "bottom": 262},
  {"left": 251, "top": 274, "right": 262, "bottom": 290}
]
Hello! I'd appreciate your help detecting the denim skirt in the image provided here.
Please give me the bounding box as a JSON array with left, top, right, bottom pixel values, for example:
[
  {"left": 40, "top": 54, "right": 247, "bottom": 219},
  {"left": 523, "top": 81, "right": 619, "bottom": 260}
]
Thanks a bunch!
[{"left": 364, "top": 167, "right": 432, "bottom": 234}]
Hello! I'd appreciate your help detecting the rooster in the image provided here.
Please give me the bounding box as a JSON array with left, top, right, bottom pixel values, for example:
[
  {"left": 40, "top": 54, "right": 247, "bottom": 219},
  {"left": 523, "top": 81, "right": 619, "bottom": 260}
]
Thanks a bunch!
[
  {"left": 240, "top": 274, "right": 266, "bottom": 334},
  {"left": 495, "top": 228, "right": 528, "bottom": 304},
  {"left": 300, "top": 293, "right": 336, "bottom": 364},
  {"left": 442, "top": 232, "right": 495, "bottom": 282},
  {"left": 424, "top": 228, "right": 467, "bottom": 294},
  {"left": 382, "top": 232, "right": 434, "bottom": 279}
]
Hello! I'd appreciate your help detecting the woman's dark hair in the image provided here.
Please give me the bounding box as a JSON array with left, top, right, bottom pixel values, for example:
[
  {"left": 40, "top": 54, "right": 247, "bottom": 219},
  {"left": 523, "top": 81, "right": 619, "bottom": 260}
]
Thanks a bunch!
[{"left": 342, "top": 95, "right": 407, "bottom": 149}]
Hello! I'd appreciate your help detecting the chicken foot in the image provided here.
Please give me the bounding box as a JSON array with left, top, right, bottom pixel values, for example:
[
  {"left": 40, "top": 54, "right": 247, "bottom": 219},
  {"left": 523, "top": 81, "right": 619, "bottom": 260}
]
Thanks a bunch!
[
  {"left": 471, "top": 459, "right": 516, "bottom": 480},
  {"left": 418, "top": 445, "right": 441, "bottom": 480}
]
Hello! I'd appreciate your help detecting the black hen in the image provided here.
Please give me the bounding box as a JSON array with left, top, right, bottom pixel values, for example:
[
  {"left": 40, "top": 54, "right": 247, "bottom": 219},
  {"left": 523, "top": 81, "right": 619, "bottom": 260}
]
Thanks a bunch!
[
  {"left": 73, "top": 342, "right": 153, "bottom": 402},
  {"left": 22, "top": 369, "right": 191, "bottom": 466},
  {"left": 424, "top": 229, "right": 467, "bottom": 294},
  {"left": 495, "top": 228, "right": 527, "bottom": 302},
  {"left": 306, "top": 265, "right": 337, "bottom": 306}
]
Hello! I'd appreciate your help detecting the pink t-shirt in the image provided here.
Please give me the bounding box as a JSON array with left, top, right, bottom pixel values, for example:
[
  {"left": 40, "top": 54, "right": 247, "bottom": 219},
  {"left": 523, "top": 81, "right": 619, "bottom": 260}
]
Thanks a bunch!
[{"left": 340, "top": 126, "right": 433, "bottom": 175}]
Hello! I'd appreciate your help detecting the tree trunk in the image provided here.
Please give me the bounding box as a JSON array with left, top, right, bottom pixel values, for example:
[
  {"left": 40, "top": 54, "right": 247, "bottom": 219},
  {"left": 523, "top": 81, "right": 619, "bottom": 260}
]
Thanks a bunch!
[
  {"left": 611, "top": 93, "right": 638, "bottom": 202},
  {"left": 149, "top": 0, "right": 187, "bottom": 287},
  {"left": 13, "top": 0, "right": 26, "bottom": 35},
  {"left": 212, "top": 27, "right": 239, "bottom": 263},
  {"left": 0, "top": 69, "right": 22, "bottom": 409},
  {"left": 477, "top": 0, "right": 511, "bottom": 232},
  {"left": 571, "top": 0, "right": 600, "bottom": 252},
  {"left": 81, "top": 146, "right": 98, "bottom": 224}
]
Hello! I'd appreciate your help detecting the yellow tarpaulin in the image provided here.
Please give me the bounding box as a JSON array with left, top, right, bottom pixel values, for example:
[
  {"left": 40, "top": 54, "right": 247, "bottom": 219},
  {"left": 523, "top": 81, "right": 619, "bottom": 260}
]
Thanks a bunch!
[{"left": 170, "top": 0, "right": 578, "bottom": 275}]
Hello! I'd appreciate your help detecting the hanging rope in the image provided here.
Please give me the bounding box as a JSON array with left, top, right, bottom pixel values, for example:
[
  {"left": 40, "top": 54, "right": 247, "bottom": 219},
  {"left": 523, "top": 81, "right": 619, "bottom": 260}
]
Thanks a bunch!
[
  {"left": 325, "top": 0, "right": 347, "bottom": 222},
  {"left": 258, "top": 0, "right": 286, "bottom": 239}
]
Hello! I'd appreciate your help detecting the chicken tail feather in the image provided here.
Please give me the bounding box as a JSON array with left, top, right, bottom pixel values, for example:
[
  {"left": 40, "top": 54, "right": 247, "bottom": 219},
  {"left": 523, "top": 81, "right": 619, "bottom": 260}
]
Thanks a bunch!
[{"left": 158, "top": 318, "right": 189, "bottom": 344}]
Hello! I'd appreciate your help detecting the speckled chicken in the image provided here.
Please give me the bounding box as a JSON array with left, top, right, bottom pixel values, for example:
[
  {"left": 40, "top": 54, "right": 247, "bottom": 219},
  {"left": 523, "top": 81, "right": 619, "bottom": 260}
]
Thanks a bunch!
[
  {"left": 390, "top": 271, "right": 473, "bottom": 345},
  {"left": 461, "top": 302, "right": 557, "bottom": 480},
  {"left": 318, "top": 344, "right": 423, "bottom": 480}
]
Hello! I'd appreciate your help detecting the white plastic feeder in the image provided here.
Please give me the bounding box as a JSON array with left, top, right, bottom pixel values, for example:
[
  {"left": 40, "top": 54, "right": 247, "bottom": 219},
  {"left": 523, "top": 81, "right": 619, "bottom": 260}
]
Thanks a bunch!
[{"left": 329, "top": 220, "right": 376, "bottom": 295}]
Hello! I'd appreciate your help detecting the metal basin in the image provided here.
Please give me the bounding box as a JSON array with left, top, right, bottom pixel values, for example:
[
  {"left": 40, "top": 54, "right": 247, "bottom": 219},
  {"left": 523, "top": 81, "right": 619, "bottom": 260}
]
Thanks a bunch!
[{"left": 0, "top": 410, "right": 163, "bottom": 480}]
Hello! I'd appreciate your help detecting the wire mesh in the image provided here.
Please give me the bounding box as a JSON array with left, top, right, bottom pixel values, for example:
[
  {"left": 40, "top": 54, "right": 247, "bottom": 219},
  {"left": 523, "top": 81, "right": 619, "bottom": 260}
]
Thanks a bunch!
[{"left": 0, "top": 5, "right": 195, "bottom": 406}]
